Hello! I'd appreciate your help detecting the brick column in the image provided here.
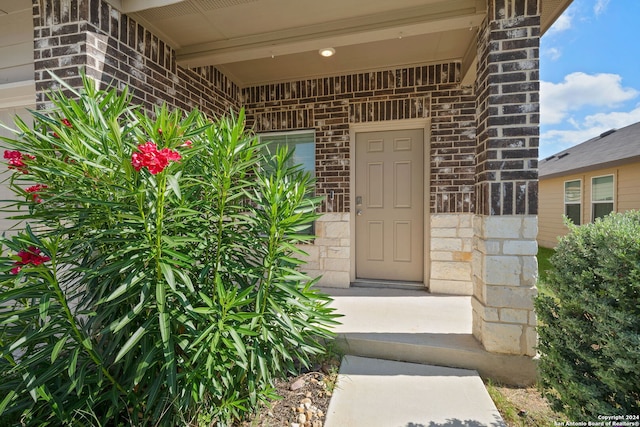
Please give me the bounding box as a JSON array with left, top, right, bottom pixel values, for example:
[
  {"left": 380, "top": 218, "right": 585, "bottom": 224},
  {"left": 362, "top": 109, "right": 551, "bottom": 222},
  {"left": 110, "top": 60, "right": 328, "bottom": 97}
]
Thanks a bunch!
[
  {"left": 32, "top": 0, "right": 239, "bottom": 115},
  {"left": 472, "top": 0, "right": 540, "bottom": 355}
]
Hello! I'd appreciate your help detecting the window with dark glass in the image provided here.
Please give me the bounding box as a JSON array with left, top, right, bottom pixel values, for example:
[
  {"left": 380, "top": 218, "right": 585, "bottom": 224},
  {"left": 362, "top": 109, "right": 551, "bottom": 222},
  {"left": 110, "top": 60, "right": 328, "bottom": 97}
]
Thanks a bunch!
[
  {"left": 591, "top": 175, "right": 614, "bottom": 221},
  {"left": 564, "top": 180, "right": 581, "bottom": 225}
]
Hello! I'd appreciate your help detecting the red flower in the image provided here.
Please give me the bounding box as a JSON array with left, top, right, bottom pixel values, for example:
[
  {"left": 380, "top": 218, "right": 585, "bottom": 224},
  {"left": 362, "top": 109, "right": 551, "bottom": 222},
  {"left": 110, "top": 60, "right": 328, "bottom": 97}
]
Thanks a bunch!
[
  {"left": 52, "top": 132, "right": 60, "bottom": 138},
  {"left": 131, "top": 142, "right": 181, "bottom": 175},
  {"left": 11, "top": 246, "right": 51, "bottom": 275},
  {"left": 181, "top": 140, "right": 192, "bottom": 148},
  {"left": 61, "top": 118, "right": 72, "bottom": 128},
  {"left": 25, "top": 184, "right": 48, "bottom": 203},
  {"left": 4, "top": 150, "right": 35, "bottom": 174}
]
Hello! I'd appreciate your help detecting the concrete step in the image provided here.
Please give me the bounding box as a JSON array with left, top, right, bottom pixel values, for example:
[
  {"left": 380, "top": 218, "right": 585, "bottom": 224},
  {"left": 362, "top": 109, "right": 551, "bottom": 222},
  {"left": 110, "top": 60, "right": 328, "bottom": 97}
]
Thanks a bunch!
[
  {"left": 324, "top": 355, "right": 506, "bottom": 427},
  {"left": 323, "top": 286, "right": 536, "bottom": 386},
  {"left": 334, "top": 331, "right": 536, "bottom": 386}
]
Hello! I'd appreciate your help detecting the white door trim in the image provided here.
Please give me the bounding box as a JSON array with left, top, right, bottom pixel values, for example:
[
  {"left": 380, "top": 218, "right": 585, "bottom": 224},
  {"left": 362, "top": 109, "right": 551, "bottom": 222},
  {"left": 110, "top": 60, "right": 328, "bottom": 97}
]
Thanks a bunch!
[{"left": 349, "top": 118, "right": 431, "bottom": 286}]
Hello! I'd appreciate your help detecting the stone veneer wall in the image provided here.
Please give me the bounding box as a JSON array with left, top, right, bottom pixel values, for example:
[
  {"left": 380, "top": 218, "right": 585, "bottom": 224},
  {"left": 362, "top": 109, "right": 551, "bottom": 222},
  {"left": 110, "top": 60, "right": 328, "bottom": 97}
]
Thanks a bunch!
[
  {"left": 32, "top": 0, "right": 240, "bottom": 116},
  {"left": 430, "top": 214, "right": 474, "bottom": 294},
  {"left": 243, "top": 64, "right": 477, "bottom": 290},
  {"left": 472, "top": 0, "right": 540, "bottom": 355}
]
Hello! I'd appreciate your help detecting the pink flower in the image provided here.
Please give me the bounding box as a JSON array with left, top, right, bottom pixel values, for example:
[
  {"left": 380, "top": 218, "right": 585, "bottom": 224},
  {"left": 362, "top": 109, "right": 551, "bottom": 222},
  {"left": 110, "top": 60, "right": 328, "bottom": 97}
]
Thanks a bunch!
[
  {"left": 131, "top": 142, "right": 181, "bottom": 175},
  {"left": 4, "top": 150, "right": 35, "bottom": 174},
  {"left": 11, "top": 246, "right": 50, "bottom": 274},
  {"left": 181, "top": 140, "right": 192, "bottom": 148},
  {"left": 25, "top": 184, "right": 48, "bottom": 203}
]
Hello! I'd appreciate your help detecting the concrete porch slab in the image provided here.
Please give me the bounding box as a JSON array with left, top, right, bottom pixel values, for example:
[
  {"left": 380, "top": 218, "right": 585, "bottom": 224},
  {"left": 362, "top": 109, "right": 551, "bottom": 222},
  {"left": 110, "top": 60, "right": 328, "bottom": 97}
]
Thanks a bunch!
[
  {"left": 324, "top": 355, "right": 506, "bottom": 427},
  {"left": 321, "top": 286, "right": 537, "bottom": 386}
]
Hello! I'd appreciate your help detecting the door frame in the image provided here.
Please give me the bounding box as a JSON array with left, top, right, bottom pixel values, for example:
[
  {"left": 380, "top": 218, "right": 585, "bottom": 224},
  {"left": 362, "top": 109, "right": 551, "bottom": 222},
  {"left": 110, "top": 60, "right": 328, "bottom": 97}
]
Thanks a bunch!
[{"left": 349, "top": 119, "right": 431, "bottom": 286}]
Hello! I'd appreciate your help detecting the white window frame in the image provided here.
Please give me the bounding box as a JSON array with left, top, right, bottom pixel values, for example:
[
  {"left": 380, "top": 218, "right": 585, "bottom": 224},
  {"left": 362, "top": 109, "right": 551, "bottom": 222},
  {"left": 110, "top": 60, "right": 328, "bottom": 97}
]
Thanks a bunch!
[
  {"left": 591, "top": 174, "right": 615, "bottom": 221},
  {"left": 564, "top": 179, "right": 582, "bottom": 225}
]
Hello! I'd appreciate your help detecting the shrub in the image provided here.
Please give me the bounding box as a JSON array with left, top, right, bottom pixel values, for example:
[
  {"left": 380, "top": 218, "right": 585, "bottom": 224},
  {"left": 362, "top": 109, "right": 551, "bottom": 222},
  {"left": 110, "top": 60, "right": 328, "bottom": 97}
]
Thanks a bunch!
[
  {"left": 535, "top": 211, "right": 640, "bottom": 419},
  {"left": 0, "top": 74, "right": 339, "bottom": 426}
]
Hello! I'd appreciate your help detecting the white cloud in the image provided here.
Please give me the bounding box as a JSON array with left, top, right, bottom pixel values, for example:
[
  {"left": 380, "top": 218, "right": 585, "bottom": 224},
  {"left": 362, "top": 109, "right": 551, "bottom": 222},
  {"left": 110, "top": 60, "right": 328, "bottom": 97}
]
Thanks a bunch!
[
  {"left": 542, "top": 47, "right": 562, "bottom": 61},
  {"left": 541, "top": 105, "right": 640, "bottom": 156},
  {"left": 547, "top": 11, "right": 573, "bottom": 34},
  {"left": 540, "top": 72, "right": 639, "bottom": 125},
  {"left": 594, "top": 0, "right": 610, "bottom": 15}
]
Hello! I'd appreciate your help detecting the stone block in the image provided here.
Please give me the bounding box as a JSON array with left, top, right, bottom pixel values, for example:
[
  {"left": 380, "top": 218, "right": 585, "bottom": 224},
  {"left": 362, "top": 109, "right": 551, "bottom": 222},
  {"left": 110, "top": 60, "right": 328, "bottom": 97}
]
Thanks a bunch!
[
  {"left": 499, "top": 308, "right": 529, "bottom": 324},
  {"left": 430, "top": 227, "right": 458, "bottom": 238},
  {"left": 484, "top": 256, "right": 521, "bottom": 285},
  {"left": 431, "top": 214, "right": 460, "bottom": 228},
  {"left": 461, "top": 238, "right": 472, "bottom": 252},
  {"left": 322, "top": 257, "right": 350, "bottom": 272},
  {"left": 522, "top": 256, "right": 538, "bottom": 287},
  {"left": 324, "top": 221, "right": 349, "bottom": 239},
  {"left": 522, "top": 216, "right": 538, "bottom": 239},
  {"left": 459, "top": 214, "right": 473, "bottom": 228},
  {"left": 472, "top": 250, "right": 484, "bottom": 282},
  {"left": 452, "top": 251, "right": 472, "bottom": 262},
  {"left": 431, "top": 237, "right": 463, "bottom": 251},
  {"left": 483, "top": 216, "right": 523, "bottom": 239},
  {"left": 316, "top": 270, "right": 350, "bottom": 288},
  {"left": 458, "top": 226, "right": 474, "bottom": 238},
  {"left": 430, "top": 260, "right": 471, "bottom": 281},
  {"left": 482, "top": 322, "right": 523, "bottom": 354},
  {"left": 485, "top": 285, "right": 535, "bottom": 310},
  {"left": 503, "top": 240, "right": 538, "bottom": 255},
  {"left": 528, "top": 311, "right": 537, "bottom": 326},
  {"left": 471, "top": 297, "right": 499, "bottom": 321},
  {"left": 429, "top": 279, "right": 472, "bottom": 295},
  {"left": 430, "top": 251, "right": 454, "bottom": 261},
  {"left": 327, "top": 246, "right": 349, "bottom": 259},
  {"left": 313, "top": 238, "right": 340, "bottom": 248},
  {"left": 473, "top": 237, "right": 500, "bottom": 255},
  {"left": 318, "top": 213, "right": 347, "bottom": 223},
  {"left": 524, "top": 326, "right": 537, "bottom": 356}
]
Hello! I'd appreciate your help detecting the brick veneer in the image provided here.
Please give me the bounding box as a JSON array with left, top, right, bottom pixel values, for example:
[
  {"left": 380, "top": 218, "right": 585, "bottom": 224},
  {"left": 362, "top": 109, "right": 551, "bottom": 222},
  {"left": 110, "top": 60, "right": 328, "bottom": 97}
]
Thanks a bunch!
[
  {"left": 242, "top": 64, "right": 476, "bottom": 214},
  {"left": 32, "top": 0, "right": 240, "bottom": 117},
  {"left": 475, "top": 0, "right": 540, "bottom": 216}
]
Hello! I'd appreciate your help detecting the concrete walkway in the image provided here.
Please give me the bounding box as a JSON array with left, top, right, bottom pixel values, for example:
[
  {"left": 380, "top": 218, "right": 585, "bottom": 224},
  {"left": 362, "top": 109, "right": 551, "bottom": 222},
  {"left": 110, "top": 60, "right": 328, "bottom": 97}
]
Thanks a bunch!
[
  {"left": 324, "top": 355, "right": 506, "bottom": 427},
  {"left": 319, "top": 287, "right": 508, "bottom": 426}
]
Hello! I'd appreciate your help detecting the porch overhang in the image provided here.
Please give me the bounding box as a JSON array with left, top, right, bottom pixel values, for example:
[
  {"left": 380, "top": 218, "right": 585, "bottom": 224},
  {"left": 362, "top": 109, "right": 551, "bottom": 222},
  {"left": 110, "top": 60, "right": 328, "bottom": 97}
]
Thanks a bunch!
[{"left": 113, "top": 0, "right": 570, "bottom": 87}]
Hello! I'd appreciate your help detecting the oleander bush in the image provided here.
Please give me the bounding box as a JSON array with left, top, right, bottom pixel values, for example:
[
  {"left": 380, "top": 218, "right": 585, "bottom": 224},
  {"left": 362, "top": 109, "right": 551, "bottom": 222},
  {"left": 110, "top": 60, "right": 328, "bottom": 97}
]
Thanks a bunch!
[
  {"left": 535, "top": 211, "right": 640, "bottom": 419},
  {"left": 0, "top": 74, "right": 338, "bottom": 426}
]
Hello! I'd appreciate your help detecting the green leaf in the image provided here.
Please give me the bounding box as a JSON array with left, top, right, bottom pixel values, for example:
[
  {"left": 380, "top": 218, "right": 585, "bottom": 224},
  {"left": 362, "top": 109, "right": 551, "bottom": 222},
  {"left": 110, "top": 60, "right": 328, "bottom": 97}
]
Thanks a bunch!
[
  {"left": 160, "top": 262, "right": 176, "bottom": 291},
  {"left": 51, "top": 335, "right": 67, "bottom": 363},
  {"left": 167, "top": 173, "right": 182, "bottom": 199},
  {"left": 114, "top": 322, "right": 148, "bottom": 363}
]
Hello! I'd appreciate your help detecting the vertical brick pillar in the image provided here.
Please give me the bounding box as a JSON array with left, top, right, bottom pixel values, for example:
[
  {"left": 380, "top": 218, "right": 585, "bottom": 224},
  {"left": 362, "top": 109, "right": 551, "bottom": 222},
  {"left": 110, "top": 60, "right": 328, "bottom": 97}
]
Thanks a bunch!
[{"left": 472, "top": 0, "right": 540, "bottom": 356}]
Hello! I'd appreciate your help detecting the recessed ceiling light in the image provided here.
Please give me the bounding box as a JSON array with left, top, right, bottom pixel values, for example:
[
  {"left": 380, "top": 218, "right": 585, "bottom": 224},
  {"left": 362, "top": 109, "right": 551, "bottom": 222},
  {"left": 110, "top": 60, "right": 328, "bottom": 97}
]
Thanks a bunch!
[{"left": 319, "top": 48, "right": 335, "bottom": 57}]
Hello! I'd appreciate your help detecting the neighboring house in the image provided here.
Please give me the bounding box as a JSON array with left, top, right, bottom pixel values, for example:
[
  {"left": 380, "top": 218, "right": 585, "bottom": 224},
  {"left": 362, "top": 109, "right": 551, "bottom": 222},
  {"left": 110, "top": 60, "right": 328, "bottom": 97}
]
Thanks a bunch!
[
  {"left": 538, "top": 121, "right": 640, "bottom": 248},
  {"left": 0, "top": 0, "right": 572, "bottom": 363}
]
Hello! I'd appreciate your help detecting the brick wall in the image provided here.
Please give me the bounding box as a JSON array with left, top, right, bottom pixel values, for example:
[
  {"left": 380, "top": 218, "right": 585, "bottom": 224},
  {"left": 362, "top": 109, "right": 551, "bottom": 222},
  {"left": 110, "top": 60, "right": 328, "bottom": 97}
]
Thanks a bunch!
[
  {"left": 242, "top": 63, "right": 476, "bottom": 214},
  {"left": 32, "top": 0, "right": 240, "bottom": 117},
  {"left": 475, "top": 0, "right": 540, "bottom": 216}
]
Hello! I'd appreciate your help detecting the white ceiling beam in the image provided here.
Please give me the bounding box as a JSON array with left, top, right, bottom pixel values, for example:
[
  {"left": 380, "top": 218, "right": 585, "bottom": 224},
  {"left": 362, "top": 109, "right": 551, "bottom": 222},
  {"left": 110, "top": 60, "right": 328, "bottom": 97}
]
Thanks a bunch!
[
  {"left": 104, "top": 0, "right": 185, "bottom": 14},
  {"left": 177, "top": 2, "right": 486, "bottom": 67}
]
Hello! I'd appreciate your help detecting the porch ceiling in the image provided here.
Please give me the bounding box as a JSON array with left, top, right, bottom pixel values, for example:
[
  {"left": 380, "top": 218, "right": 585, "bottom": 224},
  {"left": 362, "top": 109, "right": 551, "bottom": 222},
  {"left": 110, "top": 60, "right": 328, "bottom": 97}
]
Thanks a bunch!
[{"left": 112, "top": 0, "right": 570, "bottom": 87}]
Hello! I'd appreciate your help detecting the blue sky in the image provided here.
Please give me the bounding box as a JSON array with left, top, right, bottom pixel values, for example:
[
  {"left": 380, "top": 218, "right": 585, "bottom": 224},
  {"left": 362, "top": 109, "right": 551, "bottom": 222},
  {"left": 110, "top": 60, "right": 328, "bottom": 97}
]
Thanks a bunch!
[{"left": 539, "top": 0, "right": 640, "bottom": 158}]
